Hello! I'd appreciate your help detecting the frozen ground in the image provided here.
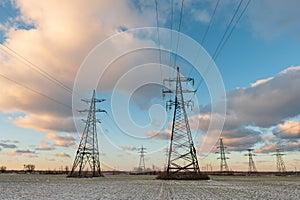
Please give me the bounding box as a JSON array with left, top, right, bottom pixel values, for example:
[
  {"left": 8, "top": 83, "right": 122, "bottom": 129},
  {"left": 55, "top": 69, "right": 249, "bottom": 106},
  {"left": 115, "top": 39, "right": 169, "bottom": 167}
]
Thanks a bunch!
[{"left": 0, "top": 174, "right": 299, "bottom": 199}]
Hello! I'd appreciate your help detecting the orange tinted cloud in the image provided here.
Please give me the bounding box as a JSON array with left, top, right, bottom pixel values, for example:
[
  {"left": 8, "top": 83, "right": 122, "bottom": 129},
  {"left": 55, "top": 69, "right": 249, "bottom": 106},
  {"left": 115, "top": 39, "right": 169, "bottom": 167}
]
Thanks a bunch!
[
  {"left": 45, "top": 133, "right": 75, "bottom": 147},
  {"left": 276, "top": 120, "right": 300, "bottom": 138},
  {"left": 55, "top": 152, "right": 71, "bottom": 158}
]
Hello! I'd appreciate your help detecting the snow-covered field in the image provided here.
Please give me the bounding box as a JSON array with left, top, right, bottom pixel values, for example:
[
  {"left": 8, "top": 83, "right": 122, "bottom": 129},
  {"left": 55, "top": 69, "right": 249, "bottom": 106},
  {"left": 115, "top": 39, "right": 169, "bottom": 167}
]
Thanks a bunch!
[{"left": 0, "top": 174, "right": 299, "bottom": 199}]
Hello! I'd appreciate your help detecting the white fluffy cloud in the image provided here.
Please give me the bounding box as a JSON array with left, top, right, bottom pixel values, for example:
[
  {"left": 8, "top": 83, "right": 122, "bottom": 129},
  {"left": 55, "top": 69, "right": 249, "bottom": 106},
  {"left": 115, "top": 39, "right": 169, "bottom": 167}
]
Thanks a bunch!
[
  {"left": 226, "top": 66, "right": 300, "bottom": 128},
  {"left": 0, "top": 0, "right": 158, "bottom": 133},
  {"left": 13, "top": 114, "right": 76, "bottom": 133}
]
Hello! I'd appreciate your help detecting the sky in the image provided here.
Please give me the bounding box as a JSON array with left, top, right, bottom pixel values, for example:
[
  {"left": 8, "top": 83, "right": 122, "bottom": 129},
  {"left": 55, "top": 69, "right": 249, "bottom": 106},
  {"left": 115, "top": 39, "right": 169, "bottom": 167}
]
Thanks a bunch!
[{"left": 0, "top": 0, "right": 300, "bottom": 172}]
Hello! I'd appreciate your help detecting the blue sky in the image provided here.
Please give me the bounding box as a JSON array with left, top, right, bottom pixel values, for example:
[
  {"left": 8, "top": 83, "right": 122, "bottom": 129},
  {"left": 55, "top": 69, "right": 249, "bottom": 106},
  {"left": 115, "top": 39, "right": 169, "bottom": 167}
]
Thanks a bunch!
[{"left": 0, "top": 0, "right": 300, "bottom": 171}]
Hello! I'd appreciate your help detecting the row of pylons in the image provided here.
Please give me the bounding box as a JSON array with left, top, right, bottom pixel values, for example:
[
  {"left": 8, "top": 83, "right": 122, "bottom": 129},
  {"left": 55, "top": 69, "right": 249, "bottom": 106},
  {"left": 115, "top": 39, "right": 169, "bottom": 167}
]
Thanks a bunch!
[
  {"left": 67, "top": 68, "right": 287, "bottom": 179},
  {"left": 215, "top": 138, "right": 287, "bottom": 174},
  {"left": 68, "top": 67, "right": 208, "bottom": 179}
]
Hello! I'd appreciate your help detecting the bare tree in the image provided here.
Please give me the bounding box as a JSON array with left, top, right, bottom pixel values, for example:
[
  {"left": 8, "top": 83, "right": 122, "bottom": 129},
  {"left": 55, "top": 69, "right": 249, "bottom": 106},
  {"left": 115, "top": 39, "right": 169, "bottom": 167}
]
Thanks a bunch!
[
  {"left": 24, "top": 164, "right": 35, "bottom": 173},
  {"left": 0, "top": 166, "right": 7, "bottom": 173}
]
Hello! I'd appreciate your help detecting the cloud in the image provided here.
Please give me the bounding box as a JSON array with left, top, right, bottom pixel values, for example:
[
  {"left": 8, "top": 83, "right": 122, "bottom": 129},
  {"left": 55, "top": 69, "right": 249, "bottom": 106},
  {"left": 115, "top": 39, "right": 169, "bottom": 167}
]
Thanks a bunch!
[
  {"left": 120, "top": 146, "right": 137, "bottom": 151},
  {"left": 0, "top": 139, "right": 19, "bottom": 143},
  {"left": 282, "top": 140, "right": 300, "bottom": 152},
  {"left": 222, "top": 66, "right": 300, "bottom": 150},
  {"left": 15, "top": 149, "right": 35, "bottom": 154},
  {"left": 9, "top": 149, "right": 37, "bottom": 157},
  {"left": 0, "top": 139, "right": 18, "bottom": 149},
  {"left": 189, "top": 114, "right": 211, "bottom": 131},
  {"left": 130, "top": 84, "right": 164, "bottom": 110},
  {"left": 225, "top": 66, "right": 300, "bottom": 128},
  {"left": 147, "top": 129, "right": 171, "bottom": 140},
  {"left": 0, "top": 143, "right": 17, "bottom": 149},
  {"left": 55, "top": 152, "right": 71, "bottom": 158},
  {"left": 35, "top": 141, "right": 55, "bottom": 150},
  {"left": 274, "top": 120, "right": 300, "bottom": 139},
  {"left": 0, "top": 0, "right": 157, "bottom": 134},
  {"left": 191, "top": 9, "right": 210, "bottom": 24},
  {"left": 45, "top": 133, "right": 76, "bottom": 147},
  {"left": 251, "top": 77, "right": 273, "bottom": 87},
  {"left": 257, "top": 140, "right": 300, "bottom": 153},
  {"left": 45, "top": 158, "right": 56, "bottom": 162},
  {"left": 13, "top": 114, "right": 76, "bottom": 133},
  {"left": 255, "top": 144, "right": 277, "bottom": 153},
  {"left": 220, "top": 127, "right": 262, "bottom": 151},
  {"left": 189, "top": 66, "right": 300, "bottom": 153}
]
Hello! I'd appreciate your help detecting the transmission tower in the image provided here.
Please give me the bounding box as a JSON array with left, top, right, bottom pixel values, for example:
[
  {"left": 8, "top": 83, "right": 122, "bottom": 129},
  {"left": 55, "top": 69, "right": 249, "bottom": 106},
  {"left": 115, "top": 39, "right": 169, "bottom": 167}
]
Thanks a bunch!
[
  {"left": 68, "top": 90, "right": 106, "bottom": 178},
  {"left": 137, "top": 145, "right": 146, "bottom": 172},
  {"left": 160, "top": 67, "right": 204, "bottom": 179},
  {"left": 273, "top": 148, "right": 286, "bottom": 173},
  {"left": 245, "top": 149, "right": 257, "bottom": 174},
  {"left": 216, "top": 138, "right": 230, "bottom": 172}
]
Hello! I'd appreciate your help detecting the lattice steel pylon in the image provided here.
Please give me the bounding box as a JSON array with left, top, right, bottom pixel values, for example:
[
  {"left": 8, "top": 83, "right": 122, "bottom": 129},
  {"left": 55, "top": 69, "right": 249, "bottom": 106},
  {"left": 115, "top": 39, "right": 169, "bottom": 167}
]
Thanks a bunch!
[
  {"left": 245, "top": 149, "right": 257, "bottom": 174},
  {"left": 273, "top": 148, "right": 286, "bottom": 173},
  {"left": 162, "top": 67, "right": 201, "bottom": 178},
  {"left": 216, "top": 138, "right": 230, "bottom": 172},
  {"left": 137, "top": 145, "right": 146, "bottom": 172},
  {"left": 68, "top": 90, "right": 106, "bottom": 178}
]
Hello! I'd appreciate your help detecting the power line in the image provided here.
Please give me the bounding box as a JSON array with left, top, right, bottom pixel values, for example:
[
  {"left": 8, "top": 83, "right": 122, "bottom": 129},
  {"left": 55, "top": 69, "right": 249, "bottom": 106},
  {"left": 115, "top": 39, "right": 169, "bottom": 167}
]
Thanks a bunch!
[
  {"left": 169, "top": 0, "right": 174, "bottom": 75},
  {"left": 214, "top": 0, "right": 252, "bottom": 59},
  {"left": 154, "top": 0, "right": 163, "bottom": 82},
  {"left": 0, "top": 44, "right": 74, "bottom": 95},
  {"left": 187, "top": 1, "right": 251, "bottom": 142},
  {"left": 173, "top": 0, "right": 185, "bottom": 69},
  {"left": 0, "top": 73, "right": 72, "bottom": 110},
  {"left": 0, "top": 5, "right": 76, "bottom": 97},
  {"left": 211, "top": 0, "right": 244, "bottom": 61},
  {"left": 188, "top": 0, "right": 220, "bottom": 78},
  {"left": 201, "top": 0, "right": 220, "bottom": 45},
  {"left": 194, "top": 0, "right": 251, "bottom": 92}
]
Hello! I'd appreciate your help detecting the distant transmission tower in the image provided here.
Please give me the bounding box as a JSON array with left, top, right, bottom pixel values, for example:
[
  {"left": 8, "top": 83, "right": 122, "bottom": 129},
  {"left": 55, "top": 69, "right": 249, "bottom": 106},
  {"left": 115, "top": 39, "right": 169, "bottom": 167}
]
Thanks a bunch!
[
  {"left": 216, "top": 138, "right": 230, "bottom": 172},
  {"left": 273, "top": 148, "right": 286, "bottom": 173},
  {"left": 137, "top": 145, "right": 146, "bottom": 172},
  {"left": 68, "top": 90, "right": 106, "bottom": 178},
  {"left": 245, "top": 149, "right": 257, "bottom": 174},
  {"left": 159, "top": 67, "right": 204, "bottom": 179}
]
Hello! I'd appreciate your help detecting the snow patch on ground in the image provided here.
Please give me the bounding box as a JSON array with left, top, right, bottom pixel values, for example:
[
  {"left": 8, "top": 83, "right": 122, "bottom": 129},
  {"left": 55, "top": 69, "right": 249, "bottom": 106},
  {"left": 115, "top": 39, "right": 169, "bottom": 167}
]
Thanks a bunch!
[{"left": 0, "top": 174, "right": 299, "bottom": 199}]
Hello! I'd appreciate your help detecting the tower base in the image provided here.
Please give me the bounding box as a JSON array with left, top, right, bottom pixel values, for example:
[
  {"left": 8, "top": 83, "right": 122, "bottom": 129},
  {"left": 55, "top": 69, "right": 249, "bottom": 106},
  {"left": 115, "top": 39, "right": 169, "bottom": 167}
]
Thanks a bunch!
[
  {"left": 67, "top": 171, "right": 104, "bottom": 178},
  {"left": 156, "top": 172, "right": 210, "bottom": 180}
]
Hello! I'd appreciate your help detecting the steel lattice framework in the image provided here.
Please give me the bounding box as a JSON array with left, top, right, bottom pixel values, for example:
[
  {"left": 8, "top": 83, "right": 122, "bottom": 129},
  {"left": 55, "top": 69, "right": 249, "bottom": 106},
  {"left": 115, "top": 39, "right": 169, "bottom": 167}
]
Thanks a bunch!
[
  {"left": 68, "top": 90, "right": 106, "bottom": 178},
  {"left": 273, "top": 148, "right": 286, "bottom": 173},
  {"left": 137, "top": 145, "right": 146, "bottom": 172},
  {"left": 245, "top": 149, "right": 257, "bottom": 174},
  {"left": 163, "top": 67, "right": 200, "bottom": 176},
  {"left": 216, "top": 138, "right": 230, "bottom": 172}
]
